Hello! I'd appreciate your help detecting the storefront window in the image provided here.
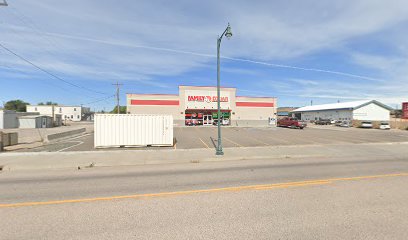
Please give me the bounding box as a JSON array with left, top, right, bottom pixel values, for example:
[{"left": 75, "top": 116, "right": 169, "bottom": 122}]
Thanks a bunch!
[{"left": 185, "top": 110, "right": 231, "bottom": 126}]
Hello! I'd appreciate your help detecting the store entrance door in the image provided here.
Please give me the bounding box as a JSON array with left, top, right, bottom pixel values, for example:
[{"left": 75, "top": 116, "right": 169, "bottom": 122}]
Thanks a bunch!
[{"left": 203, "top": 115, "right": 213, "bottom": 125}]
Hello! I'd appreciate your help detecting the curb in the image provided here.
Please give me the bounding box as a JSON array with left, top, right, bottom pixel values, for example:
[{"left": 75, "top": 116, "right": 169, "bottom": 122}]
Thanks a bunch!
[
  {"left": 1, "top": 142, "right": 408, "bottom": 172},
  {"left": 45, "top": 128, "right": 86, "bottom": 142}
]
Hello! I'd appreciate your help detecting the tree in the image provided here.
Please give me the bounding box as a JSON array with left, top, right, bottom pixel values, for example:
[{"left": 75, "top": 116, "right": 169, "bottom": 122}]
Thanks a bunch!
[
  {"left": 38, "top": 101, "right": 58, "bottom": 106},
  {"left": 4, "top": 99, "right": 30, "bottom": 112},
  {"left": 110, "top": 106, "right": 127, "bottom": 114}
]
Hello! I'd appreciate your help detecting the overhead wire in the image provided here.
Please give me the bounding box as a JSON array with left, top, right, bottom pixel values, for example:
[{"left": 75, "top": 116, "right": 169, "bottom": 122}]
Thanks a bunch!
[
  {"left": 45, "top": 32, "right": 382, "bottom": 82},
  {"left": 0, "top": 7, "right": 110, "bottom": 97},
  {"left": 0, "top": 42, "right": 109, "bottom": 95},
  {"left": 81, "top": 94, "right": 115, "bottom": 105},
  {"left": 6, "top": 5, "right": 382, "bottom": 83},
  {"left": 9, "top": 6, "right": 63, "bottom": 52},
  {"left": 0, "top": 5, "right": 116, "bottom": 109}
]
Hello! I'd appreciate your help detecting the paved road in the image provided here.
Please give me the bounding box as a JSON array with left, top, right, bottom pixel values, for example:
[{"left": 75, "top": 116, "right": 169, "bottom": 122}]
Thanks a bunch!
[
  {"left": 1, "top": 155, "right": 407, "bottom": 239},
  {"left": 17, "top": 126, "right": 408, "bottom": 152}
]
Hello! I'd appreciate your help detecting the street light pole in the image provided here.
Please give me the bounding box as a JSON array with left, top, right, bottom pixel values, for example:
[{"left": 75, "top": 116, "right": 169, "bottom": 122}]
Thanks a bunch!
[{"left": 216, "top": 23, "right": 232, "bottom": 156}]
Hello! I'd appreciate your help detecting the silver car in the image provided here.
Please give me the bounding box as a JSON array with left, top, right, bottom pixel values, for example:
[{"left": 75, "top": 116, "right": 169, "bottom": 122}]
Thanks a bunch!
[{"left": 361, "top": 121, "right": 373, "bottom": 128}]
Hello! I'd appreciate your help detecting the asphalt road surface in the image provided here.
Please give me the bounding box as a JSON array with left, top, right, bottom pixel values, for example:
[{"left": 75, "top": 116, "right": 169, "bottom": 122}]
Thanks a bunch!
[
  {"left": 1, "top": 154, "right": 407, "bottom": 239},
  {"left": 17, "top": 126, "right": 408, "bottom": 152}
]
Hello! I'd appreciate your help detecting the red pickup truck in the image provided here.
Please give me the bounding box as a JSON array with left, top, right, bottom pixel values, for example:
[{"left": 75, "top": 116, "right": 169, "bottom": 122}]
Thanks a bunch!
[{"left": 277, "top": 117, "right": 307, "bottom": 129}]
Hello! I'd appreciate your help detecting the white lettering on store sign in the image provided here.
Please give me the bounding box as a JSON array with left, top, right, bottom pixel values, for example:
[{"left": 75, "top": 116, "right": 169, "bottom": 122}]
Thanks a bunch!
[
  {"left": 187, "top": 96, "right": 229, "bottom": 102},
  {"left": 184, "top": 90, "right": 231, "bottom": 109}
]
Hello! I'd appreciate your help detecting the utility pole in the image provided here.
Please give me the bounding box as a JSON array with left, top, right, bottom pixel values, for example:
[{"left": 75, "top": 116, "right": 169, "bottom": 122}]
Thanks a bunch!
[
  {"left": 112, "top": 82, "right": 123, "bottom": 114},
  {"left": 52, "top": 104, "right": 55, "bottom": 127}
]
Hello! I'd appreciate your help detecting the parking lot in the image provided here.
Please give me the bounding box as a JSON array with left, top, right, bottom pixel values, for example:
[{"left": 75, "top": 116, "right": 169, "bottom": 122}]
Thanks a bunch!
[
  {"left": 14, "top": 125, "right": 408, "bottom": 152},
  {"left": 174, "top": 125, "right": 408, "bottom": 149}
]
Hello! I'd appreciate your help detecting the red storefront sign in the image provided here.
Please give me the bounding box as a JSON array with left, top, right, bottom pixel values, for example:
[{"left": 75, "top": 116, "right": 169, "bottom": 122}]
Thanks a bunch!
[
  {"left": 187, "top": 96, "right": 229, "bottom": 102},
  {"left": 403, "top": 102, "right": 408, "bottom": 119},
  {"left": 236, "top": 102, "right": 274, "bottom": 107},
  {"left": 131, "top": 100, "right": 179, "bottom": 106}
]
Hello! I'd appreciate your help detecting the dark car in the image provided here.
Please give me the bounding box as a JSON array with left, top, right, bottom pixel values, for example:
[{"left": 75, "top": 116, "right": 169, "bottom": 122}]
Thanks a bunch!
[
  {"left": 277, "top": 117, "right": 307, "bottom": 129},
  {"left": 315, "top": 119, "right": 331, "bottom": 125}
]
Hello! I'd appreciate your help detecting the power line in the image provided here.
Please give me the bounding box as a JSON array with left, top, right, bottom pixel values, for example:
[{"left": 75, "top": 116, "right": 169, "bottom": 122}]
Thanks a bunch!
[
  {"left": 0, "top": 10, "right": 111, "bottom": 99},
  {"left": 112, "top": 82, "right": 123, "bottom": 114},
  {"left": 9, "top": 6, "right": 62, "bottom": 52},
  {"left": 45, "top": 32, "right": 382, "bottom": 82},
  {"left": 0, "top": 42, "right": 108, "bottom": 95},
  {"left": 81, "top": 94, "right": 115, "bottom": 105}
]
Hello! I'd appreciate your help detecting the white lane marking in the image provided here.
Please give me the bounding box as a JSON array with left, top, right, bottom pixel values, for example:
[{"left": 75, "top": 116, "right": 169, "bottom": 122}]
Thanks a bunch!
[
  {"left": 60, "top": 133, "right": 93, "bottom": 142},
  {"left": 308, "top": 127, "right": 348, "bottom": 132},
  {"left": 57, "top": 141, "right": 84, "bottom": 152}
]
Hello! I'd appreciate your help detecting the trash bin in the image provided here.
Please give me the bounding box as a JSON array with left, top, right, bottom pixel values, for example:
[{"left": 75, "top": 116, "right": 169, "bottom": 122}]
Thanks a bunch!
[{"left": 8, "top": 132, "right": 18, "bottom": 146}]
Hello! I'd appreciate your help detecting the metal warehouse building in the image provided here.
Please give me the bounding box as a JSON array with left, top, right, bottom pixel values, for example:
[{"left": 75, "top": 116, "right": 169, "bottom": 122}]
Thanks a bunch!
[
  {"left": 127, "top": 86, "right": 277, "bottom": 126},
  {"left": 0, "top": 110, "right": 18, "bottom": 129},
  {"left": 293, "top": 100, "right": 392, "bottom": 122}
]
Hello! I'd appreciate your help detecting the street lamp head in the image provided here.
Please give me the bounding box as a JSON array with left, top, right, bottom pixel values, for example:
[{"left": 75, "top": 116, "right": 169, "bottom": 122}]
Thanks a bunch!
[
  {"left": 225, "top": 23, "right": 232, "bottom": 39},
  {"left": 0, "top": 0, "right": 8, "bottom": 6}
]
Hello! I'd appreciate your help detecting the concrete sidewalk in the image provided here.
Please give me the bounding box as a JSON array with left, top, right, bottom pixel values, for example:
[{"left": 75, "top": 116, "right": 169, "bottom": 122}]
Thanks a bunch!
[{"left": 1, "top": 142, "right": 408, "bottom": 171}]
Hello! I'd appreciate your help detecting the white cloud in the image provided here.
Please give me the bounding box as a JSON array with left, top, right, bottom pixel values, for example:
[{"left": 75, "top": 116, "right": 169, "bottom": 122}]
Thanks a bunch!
[{"left": 1, "top": 0, "right": 408, "bottom": 106}]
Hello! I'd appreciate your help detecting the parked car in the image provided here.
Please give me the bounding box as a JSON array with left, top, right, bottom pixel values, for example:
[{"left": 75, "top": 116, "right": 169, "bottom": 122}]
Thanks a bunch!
[
  {"left": 330, "top": 119, "right": 336, "bottom": 124},
  {"left": 277, "top": 117, "right": 307, "bottom": 129},
  {"left": 334, "top": 120, "right": 343, "bottom": 126},
  {"left": 315, "top": 119, "right": 331, "bottom": 125},
  {"left": 360, "top": 121, "right": 373, "bottom": 128},
  {"left": 339, "top": 121, "right": 351, "bottom": 127},
  {"left": 379, "top": 122, "right": 391, "bottom": 130}
]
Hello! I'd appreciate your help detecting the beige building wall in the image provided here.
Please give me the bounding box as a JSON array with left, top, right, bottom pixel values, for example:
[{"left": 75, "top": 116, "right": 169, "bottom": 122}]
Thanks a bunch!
[
  {"left": 126, "top": 94, "right": 182, "bottom": 120},
  {"left": 233, "top": 96, "right": 277, "bottom": 126},
  {"left": 179, "top": 86, "right": 236, "bottom": 112},
  {"left": 126, "top": 87, "right": 278, "bottom": 126}
]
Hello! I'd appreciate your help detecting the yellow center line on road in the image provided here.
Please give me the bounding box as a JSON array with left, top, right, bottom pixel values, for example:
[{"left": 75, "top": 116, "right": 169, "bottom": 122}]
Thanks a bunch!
[{"left": 1, "top": 173, "right": 407, "bottom": 208}]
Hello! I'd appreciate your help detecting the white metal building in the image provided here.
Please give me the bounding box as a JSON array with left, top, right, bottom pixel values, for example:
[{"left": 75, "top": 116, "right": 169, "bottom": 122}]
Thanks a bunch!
[
  {"left": 18, "top": 115, "right": 53, "bottom": 129},
  {"left": 0, "top": 110, "right": 18, "bottom": 129},
  {"left": 293, "top": 100, "right": 392, "bottom": 122},
  {"left": 27, "top": 105, "right": 91, "bottom": 122}
]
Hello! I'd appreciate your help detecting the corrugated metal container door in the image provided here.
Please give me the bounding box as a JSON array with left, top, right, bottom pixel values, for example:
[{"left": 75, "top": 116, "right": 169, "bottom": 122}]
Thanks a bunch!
[{"left": 94, "top": 114, "right": 173, "bottom": 148}]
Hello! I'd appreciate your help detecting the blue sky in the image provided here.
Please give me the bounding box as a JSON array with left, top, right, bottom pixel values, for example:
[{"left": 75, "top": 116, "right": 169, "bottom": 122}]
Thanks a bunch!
[{"left": 1, "top": 0, "right": 408, "bottom": 111}]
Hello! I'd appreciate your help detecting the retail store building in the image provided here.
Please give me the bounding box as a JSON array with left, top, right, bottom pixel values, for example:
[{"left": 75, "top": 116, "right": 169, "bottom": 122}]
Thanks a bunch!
[{"left": 127, "top": 86, "right": 277, "bottom": 126}]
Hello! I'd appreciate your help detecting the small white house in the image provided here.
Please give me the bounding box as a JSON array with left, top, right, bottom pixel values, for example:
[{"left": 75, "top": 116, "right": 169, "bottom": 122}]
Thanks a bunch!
[
  {"left": 26, "top": 105, "right": 90, "bottom": 122},
  {"left": 293, "top": 100, "right": 392, "bottom": 122},
  {"left": 0, "top": 110, "right": 18, "bottom": 129}
]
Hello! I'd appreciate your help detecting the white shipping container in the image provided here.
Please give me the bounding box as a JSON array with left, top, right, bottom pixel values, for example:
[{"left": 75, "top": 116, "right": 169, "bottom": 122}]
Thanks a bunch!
[{"left": 94, "top": 114, "right": 173, "bottom": 148}]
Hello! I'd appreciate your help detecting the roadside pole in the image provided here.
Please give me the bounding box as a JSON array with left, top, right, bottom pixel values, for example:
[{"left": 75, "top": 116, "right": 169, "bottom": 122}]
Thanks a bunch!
[
  {"left": 0, "top": 131, "right": 3, "bottom": 152},
  {"left": 112, "top": 82, "right": 123, "bottom": 114}
]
